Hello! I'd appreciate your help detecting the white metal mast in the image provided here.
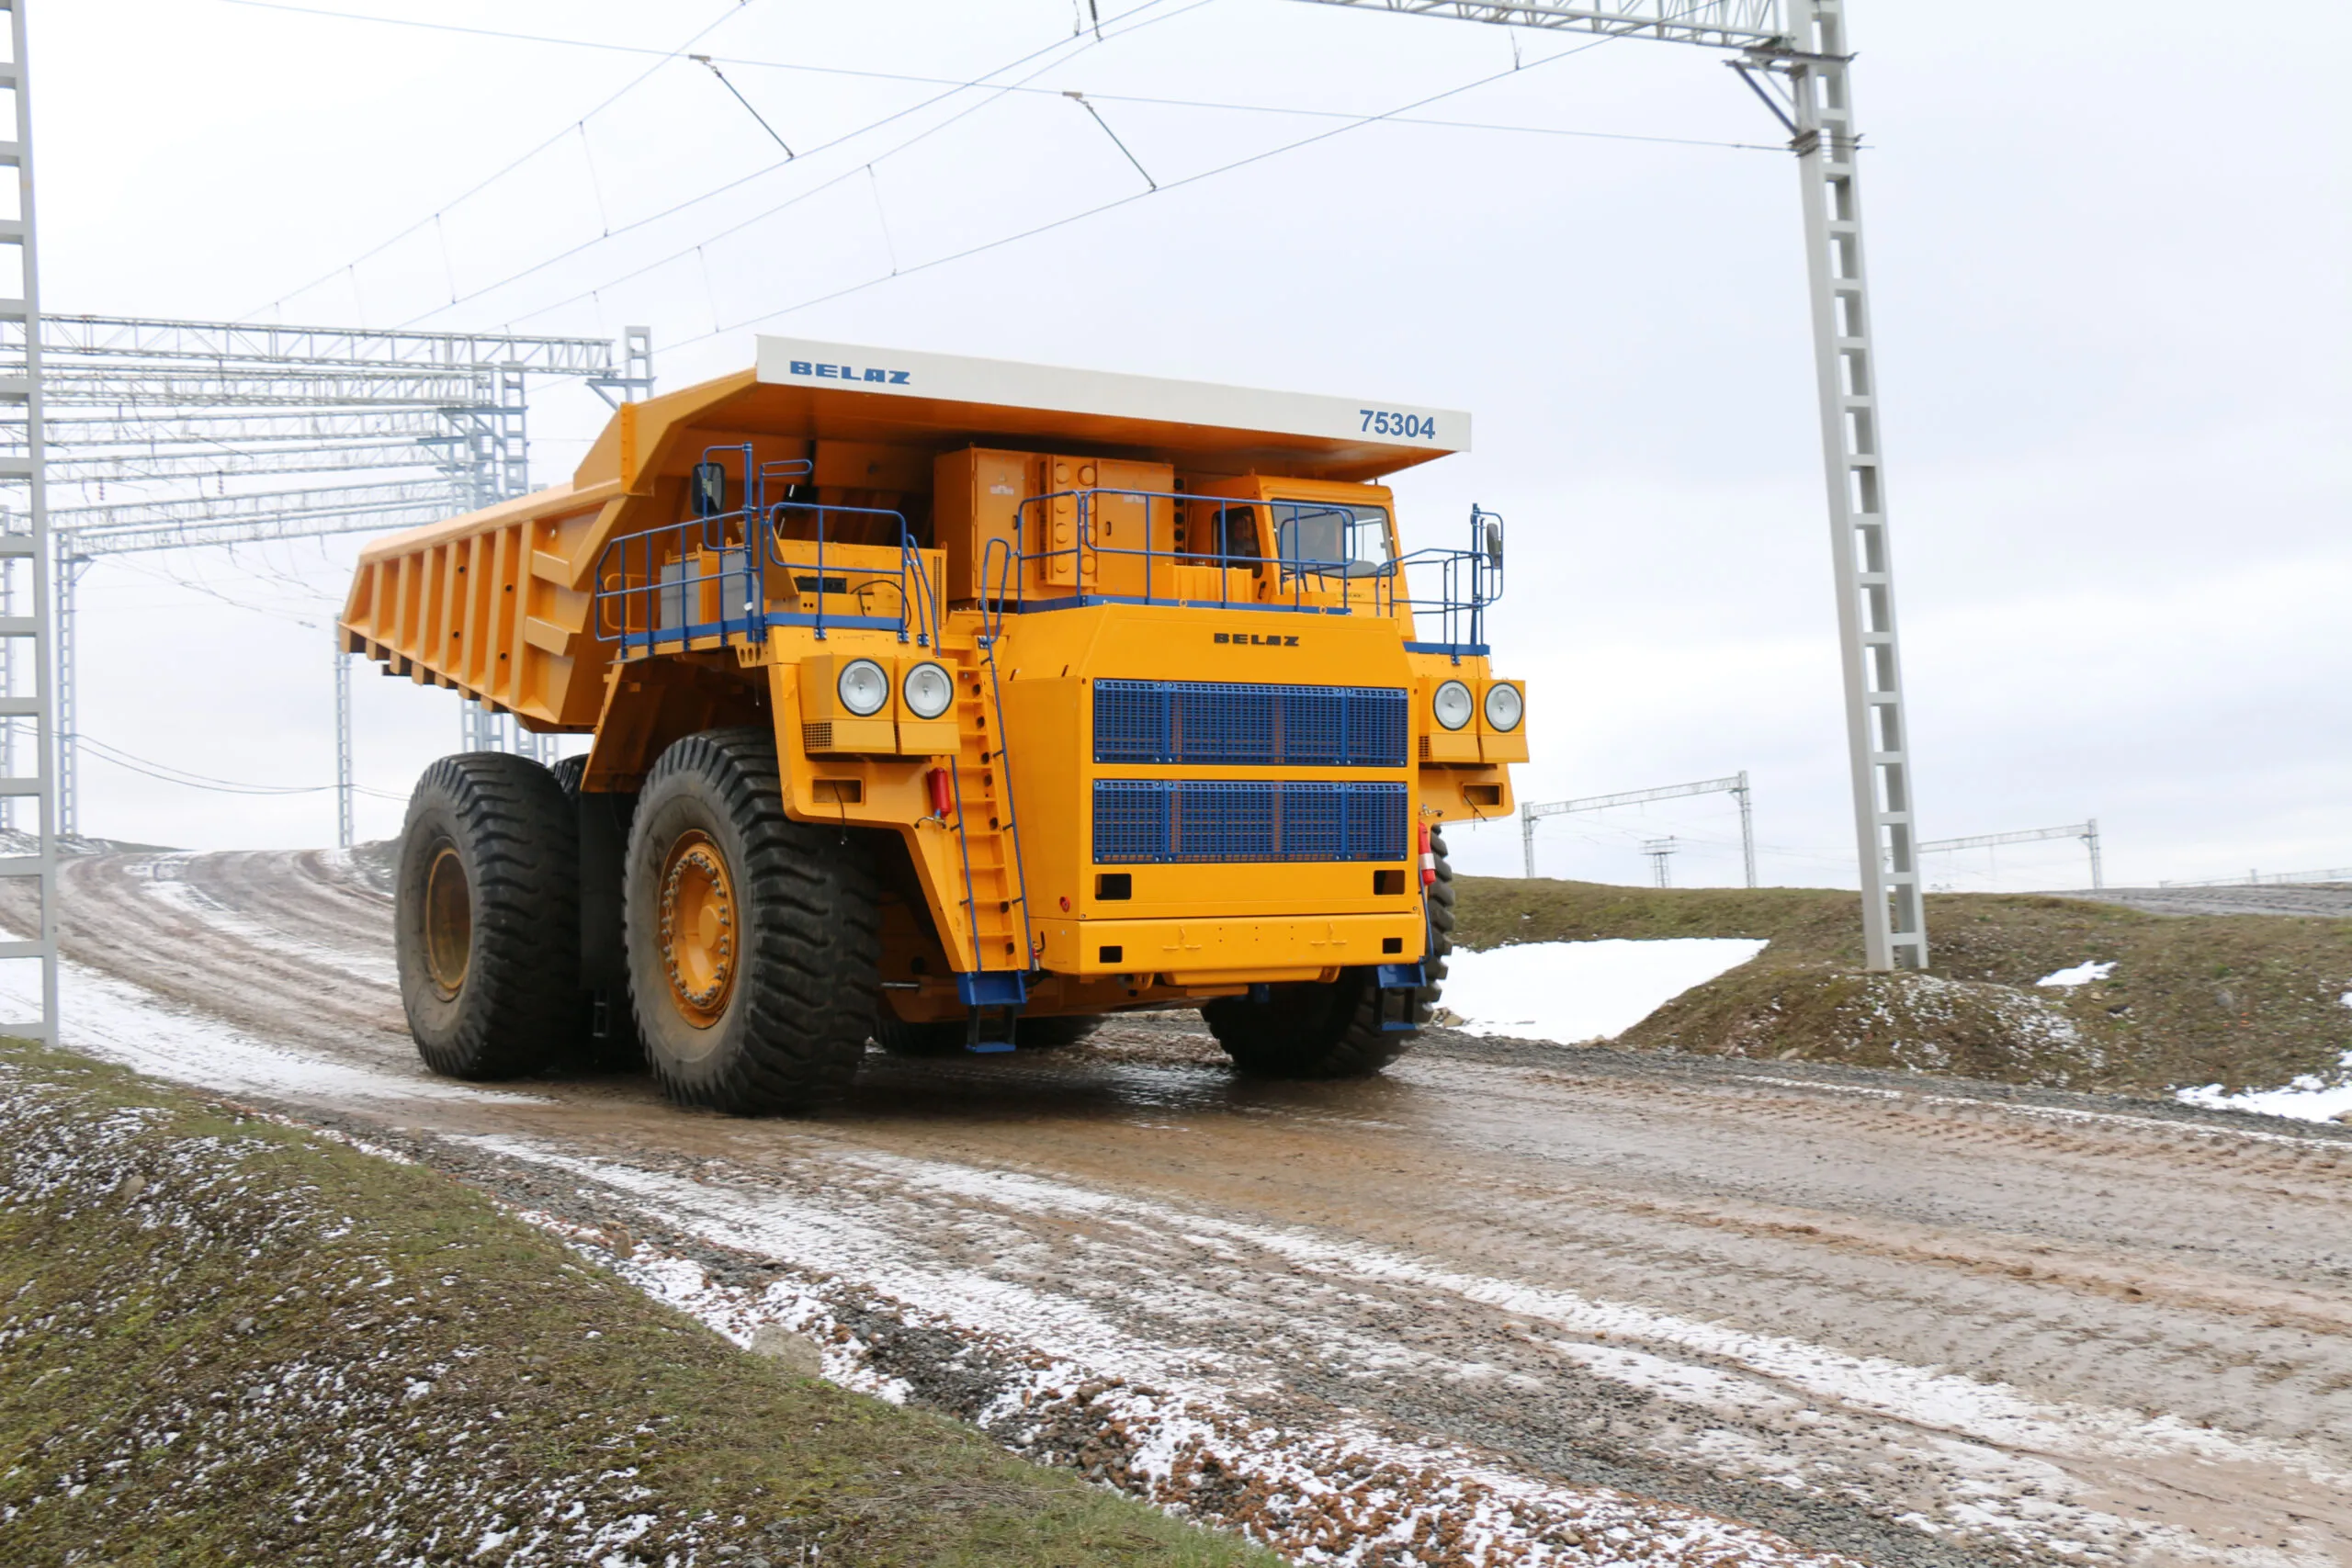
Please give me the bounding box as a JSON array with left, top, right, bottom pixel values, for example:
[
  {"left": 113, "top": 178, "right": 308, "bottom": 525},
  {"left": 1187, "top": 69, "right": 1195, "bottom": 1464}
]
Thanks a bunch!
[
  {"left": 0, "top": 0, "right": 59, "bottom": 1040},
  {"left": 1291, "top": 0, "right": 1927, "bottom": 968}
]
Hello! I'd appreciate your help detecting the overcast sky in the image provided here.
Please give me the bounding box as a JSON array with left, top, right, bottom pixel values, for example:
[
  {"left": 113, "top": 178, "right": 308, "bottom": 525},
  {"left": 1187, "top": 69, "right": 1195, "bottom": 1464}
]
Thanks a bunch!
[{"left": 31, "top": 0, "right": 2350, "bottom": 889}]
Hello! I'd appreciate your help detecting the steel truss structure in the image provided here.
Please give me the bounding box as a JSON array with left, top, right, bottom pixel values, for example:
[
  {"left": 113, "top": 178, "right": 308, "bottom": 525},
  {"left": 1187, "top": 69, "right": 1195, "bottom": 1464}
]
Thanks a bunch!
[
  {"left": 18, "top": 312, "right": 651, "bottom": 843},
  {"left": 1520, "top": 772, "right": 1755, "bottom": 886},
  {"left": 0, "top": 0, "right": 60, "bottom": 1043},
  {"left": 1918, "top": 820, "right": 2102, "bottom": 892},
  {"left": 1295, "top": 0, "right": 1928, "bottom": 968}
]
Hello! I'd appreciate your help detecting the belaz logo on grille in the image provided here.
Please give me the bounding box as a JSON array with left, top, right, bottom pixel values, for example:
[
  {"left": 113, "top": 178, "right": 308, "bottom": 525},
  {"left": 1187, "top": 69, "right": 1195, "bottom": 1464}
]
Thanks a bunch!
[{"left": 1215, "top": 632, "right": 1299, "bottom": 647}]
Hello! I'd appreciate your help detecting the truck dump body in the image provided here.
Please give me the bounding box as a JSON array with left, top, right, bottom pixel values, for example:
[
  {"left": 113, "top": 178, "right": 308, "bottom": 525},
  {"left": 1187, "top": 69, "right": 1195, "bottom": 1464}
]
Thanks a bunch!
[{"left": 345, "top": 340, "right": 1524, "bottom": 1104}]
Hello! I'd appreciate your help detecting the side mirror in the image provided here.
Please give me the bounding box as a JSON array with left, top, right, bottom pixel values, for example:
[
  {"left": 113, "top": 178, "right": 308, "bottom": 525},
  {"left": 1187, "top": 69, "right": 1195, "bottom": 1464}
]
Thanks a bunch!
[
  {"left": 691, "top": 461, "right": 728, "bottom": 518},
  {"left": 1484, "top": 519, "right": 1504, "bottom": 568}
]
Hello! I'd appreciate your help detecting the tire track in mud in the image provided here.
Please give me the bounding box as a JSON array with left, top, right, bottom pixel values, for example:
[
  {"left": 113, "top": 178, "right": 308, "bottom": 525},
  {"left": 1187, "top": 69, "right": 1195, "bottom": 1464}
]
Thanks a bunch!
[{"left": 16, "top": 847, "right": 2352, "bottom": 1568}]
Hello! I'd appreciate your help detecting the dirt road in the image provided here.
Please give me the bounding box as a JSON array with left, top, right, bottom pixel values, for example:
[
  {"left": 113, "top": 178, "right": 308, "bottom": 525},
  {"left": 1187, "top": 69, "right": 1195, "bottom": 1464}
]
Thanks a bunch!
[{"left": 16, "top": 848, "right": 2351, "bottom": 1568}]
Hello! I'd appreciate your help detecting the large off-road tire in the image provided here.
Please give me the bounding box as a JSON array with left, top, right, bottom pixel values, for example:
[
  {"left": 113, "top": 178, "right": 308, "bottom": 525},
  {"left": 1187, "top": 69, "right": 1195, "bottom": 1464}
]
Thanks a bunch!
[
  {"left": 625, "top": 728, "right": 881, "bottom": 1113},
  {"left": 552, "top": 753, "right": 641, "bottom": 1069},
  {"left": 1203, "top": 828, "right": 1454, "bottom": 1079},
  {"left": 394, "top": 752, "right": 581, "bottom": 1080}
]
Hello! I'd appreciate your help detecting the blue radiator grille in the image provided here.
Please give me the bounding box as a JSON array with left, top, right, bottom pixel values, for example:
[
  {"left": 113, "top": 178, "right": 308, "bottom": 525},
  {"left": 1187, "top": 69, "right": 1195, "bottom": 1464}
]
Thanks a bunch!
[
  {"left": 1093, "top": 681, "right": 1408, "bottom": 767},
  {"left": 1091, "top": 780, "right": 1408, "bottom": 863}
]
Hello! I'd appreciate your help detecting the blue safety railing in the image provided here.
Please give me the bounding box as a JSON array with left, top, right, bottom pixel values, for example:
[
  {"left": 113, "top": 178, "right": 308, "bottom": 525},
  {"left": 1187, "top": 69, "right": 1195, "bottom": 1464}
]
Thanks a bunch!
[
  {"left": 976, "top": 489, "right": 1504, "bottom": 657},
  {"left": 592, "top": 445, "right": 941, "bottom": 656}
]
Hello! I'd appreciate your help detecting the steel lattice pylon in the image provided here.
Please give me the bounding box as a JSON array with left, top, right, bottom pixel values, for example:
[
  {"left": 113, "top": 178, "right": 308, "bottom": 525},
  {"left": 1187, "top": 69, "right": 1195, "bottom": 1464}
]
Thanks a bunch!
[
  {"left": 1292, "top": 0, "right": 1929, "bottom": 968},
  {"left": 0, "top": 0, "right": 60, "bottom": 1043}
]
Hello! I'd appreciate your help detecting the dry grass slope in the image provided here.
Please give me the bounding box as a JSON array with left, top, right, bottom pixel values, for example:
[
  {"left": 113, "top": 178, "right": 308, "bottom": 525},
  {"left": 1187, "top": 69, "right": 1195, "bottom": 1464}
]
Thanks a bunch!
[
  {"left": 0, "top": 1041, "right": 1279, "bottom": 1568},
  {"left": 1455, "top": 878, "right": 2352, "bottom": 1096}
]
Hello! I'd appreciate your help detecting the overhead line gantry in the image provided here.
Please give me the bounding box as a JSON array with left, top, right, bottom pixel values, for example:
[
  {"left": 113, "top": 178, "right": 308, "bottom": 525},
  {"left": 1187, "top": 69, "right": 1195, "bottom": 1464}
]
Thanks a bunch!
[{"left": 1293, "top": 0, "right": 1928, "bottom": 969}]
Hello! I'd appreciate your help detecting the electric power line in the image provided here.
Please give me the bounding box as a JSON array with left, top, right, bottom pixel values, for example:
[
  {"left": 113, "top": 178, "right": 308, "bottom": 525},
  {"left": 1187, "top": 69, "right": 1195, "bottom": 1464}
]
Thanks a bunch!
[
  {"left": 79, "top": 735, "right": 402, "bottom": 800},
  {"left": 402, "top": 0, "right": 1205, "bottom": 329},
  {"left": 208, "top": 0, "right": 1776, "bottom": 158},
  {"left": 672, "top": 19, "right": 1700, "bottom": 349},
  {"left": 246, "top": 0, "right": 767, "bottom": 321}
]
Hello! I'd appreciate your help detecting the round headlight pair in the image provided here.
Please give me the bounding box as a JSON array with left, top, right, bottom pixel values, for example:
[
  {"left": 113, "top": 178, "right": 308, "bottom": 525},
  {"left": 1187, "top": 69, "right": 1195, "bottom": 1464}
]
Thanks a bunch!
[
  {"left": 837, "top": 658, "right": 954, "bottom": 721},
  {"left": 1432, "top": 679, "right": 1523, "bottom": 732}
]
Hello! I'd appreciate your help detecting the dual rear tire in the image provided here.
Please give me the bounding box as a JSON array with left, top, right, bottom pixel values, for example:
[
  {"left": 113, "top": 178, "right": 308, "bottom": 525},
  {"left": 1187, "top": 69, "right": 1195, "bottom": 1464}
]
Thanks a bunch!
[
  {"left": 395, "top": 729, "right": 883, "bottom": 1113},
  {"left": 394, "top": 753, "right": 582, "bottom": 1080}
]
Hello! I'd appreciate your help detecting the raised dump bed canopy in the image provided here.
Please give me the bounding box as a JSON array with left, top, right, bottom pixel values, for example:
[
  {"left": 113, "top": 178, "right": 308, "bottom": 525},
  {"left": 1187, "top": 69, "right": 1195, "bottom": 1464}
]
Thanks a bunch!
[
  {"left": 345, "top": 341, "right": 1476, "bottom": 733},
  {"left": 575, "top": 337, "right": 1470, "bottom": 490}
]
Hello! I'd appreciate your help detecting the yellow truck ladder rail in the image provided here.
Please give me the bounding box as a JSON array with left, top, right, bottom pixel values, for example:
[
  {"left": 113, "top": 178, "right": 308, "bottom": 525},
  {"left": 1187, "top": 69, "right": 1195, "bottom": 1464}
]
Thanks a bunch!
[
  {"left": 936, "top": 634, "right": 1035, "bottom": 1029},
  {"left": 978, "top": 639, "right": 1036, "bottom": 971}
]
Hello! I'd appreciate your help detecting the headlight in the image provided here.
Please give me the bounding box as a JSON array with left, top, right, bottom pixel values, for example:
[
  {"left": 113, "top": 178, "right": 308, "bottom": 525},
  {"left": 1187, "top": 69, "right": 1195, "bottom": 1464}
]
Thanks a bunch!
[
  {"left": 1483, "top": 682, "right": 1523, "bottom": 732},
  {"left": 1432, "top": 679, "right": 1474, "bottom": 731},
  {"left": 901, "top": 661, "right": 954, "bottom": 720},
  {"left": 837, "top": 658, "right": 889, "bottom": 716}
]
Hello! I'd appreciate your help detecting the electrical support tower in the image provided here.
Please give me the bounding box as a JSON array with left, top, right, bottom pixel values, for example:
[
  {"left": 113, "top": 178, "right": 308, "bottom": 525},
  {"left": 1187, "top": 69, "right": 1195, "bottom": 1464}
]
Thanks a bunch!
[
  {"left": 1292, "top": 0, "right": 1928, "bottom": 968},
  {"left": 0, "top": 0, "right": 58, "bottom": 1041},
  {"left": 36, "top": 316, "right": 650, "bottom": 843}
]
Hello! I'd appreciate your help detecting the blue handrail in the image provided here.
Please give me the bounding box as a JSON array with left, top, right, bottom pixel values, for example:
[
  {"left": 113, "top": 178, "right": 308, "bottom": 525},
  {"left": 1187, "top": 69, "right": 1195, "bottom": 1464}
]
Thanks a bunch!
[
  {"left": 975, "top": 487, "right": 1503, "bottom": 653},
  {"left": 591, "top": 445, "right": 943, "bottom": 654}
]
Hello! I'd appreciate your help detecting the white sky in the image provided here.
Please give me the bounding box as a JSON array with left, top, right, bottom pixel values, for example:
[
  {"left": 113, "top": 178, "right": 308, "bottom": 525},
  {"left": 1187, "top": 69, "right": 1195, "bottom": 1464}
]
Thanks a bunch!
[{"left": 32, "top": 0, "right": 2351, "bottom": 890}]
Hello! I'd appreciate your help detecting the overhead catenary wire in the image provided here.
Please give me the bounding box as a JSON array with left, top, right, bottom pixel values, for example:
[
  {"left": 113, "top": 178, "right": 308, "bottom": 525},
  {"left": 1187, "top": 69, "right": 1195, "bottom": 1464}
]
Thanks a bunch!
[
  {"left": 692, "top": 53, "right": 796, "bottom": 157},
  {"left": 1067, "top": 92, "right": 1156, "bottom": 190},
  {"left": 392, "top": 0, "right": 1199, "bottom": 329},
  {"left": 79, "top": 734, "right": 403, "bottom": 800},
  {"left": 244, "top": 0, "right": 763, "bottom": 321},
  {"left": 202, "top": 0, "right": 1773, "bottom": 156},
  {"left": 676, "top": 20, "right": 1678, "bottom": 349},
  {"left": 206, "top": 0, "right": 1772, "bottom": 155}
]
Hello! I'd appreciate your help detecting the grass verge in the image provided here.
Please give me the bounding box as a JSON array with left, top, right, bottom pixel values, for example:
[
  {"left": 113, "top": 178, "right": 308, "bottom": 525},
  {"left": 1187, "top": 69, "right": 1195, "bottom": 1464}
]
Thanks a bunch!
[
  {"left": 0, "top": 1039, "right": 1279, "bottom": 1568},
  {"left": 1455, "top": 878, "right": 2352, "bottom": 1096}
]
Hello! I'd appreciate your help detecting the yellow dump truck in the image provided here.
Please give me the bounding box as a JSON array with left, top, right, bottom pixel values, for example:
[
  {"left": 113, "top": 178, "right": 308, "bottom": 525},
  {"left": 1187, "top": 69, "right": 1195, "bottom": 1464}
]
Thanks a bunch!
[{"left": 340, "top": 340, "right": 1524, "bottom": 1112}]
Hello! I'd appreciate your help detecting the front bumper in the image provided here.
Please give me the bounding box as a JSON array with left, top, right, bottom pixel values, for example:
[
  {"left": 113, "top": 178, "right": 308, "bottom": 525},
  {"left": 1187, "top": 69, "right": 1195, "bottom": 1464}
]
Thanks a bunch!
[{"left": 1035, "top": 911, "right": 1426, "bottom": 983}]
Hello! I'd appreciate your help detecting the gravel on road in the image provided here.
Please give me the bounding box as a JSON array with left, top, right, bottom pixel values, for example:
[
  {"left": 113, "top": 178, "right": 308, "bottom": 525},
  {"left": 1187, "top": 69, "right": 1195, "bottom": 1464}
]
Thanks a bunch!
[{"left": 6, "top": 848, "right": 2346, "bottom": 1568}]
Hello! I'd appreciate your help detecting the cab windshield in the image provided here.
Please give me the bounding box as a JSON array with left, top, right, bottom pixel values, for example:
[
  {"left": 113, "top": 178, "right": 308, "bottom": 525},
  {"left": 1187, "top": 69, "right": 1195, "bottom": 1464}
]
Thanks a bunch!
[{"left": 1272, "top": 502, "right": 1394, "bottom": 578}]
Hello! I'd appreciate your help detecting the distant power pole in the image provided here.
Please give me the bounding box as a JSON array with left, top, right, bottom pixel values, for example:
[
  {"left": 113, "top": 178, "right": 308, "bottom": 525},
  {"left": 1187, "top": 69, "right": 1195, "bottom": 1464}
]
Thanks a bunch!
[
  {"left": 1642, "top": 837, "right": 1679, "bottom": 888},
  {"left": 1521, "top": 773, "right": 1755, "bottom": 886}
]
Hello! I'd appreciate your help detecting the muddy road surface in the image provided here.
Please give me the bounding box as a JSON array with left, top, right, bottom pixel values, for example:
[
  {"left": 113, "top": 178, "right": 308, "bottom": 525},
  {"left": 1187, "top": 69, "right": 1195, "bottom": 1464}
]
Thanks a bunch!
[{"left": 15, "top": 849, "right": 2350, "bottom": 1568}]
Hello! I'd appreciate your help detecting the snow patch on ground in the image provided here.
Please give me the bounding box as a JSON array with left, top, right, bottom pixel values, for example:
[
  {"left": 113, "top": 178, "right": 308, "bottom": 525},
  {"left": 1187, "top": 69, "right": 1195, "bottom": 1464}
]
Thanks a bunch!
[
  {"left": 2036, "top": 960, "right": 2118, "bottom": 988},
  {"left": 1443, "top": 939, "right": 1768, "bottom": 1043},
  {"left": 2177, "top": 1051, "right": 2352, "bottom": 1124}
]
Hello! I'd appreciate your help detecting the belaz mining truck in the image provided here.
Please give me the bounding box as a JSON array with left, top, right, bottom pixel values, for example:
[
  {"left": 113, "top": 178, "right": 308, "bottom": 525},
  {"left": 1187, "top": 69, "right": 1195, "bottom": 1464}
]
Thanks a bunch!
[{"left": 340, "top": 341, "right": 1525, "bottom": 1112}]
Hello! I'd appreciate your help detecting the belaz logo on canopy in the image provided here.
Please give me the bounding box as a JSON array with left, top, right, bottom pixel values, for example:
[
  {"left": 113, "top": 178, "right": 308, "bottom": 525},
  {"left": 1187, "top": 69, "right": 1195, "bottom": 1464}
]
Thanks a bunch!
[{"left": 786, "top": 358, "right": 911, "bottom": 386}]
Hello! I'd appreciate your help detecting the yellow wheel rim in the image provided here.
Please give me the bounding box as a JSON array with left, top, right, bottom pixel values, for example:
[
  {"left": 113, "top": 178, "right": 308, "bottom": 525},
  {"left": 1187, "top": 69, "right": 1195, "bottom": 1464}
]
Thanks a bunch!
[
  {"left": 423, "top": 843, "right": 471, "bottom": 998},
  {"left": 660, "top": 829, "right": 738, "bottom": 1027}
]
